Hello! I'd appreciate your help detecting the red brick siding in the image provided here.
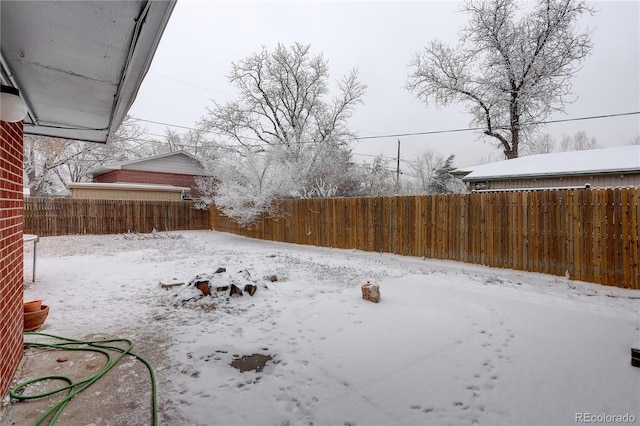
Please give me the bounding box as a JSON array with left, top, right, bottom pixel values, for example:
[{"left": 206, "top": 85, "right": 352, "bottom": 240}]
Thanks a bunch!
[
  {"left": 0, "top": 120, "right": 24, "bottom": 398},
  {"left": 94, "top": 170, "right": 205, "bottom": 198}
]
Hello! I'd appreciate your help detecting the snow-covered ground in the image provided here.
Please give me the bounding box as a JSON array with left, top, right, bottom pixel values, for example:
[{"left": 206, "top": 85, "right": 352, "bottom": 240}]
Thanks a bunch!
[{"left": 18, "top": 231, "right": 640, "bottom": 425}]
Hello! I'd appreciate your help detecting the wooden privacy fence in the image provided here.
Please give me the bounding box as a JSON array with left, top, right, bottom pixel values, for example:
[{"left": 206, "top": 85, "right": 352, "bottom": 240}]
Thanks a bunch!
[
  {"left": 210, "top": 188, "right": 640, "bottom": 289},
  {"left": 24, "top": 198, "right": 210, "bottom": 237}
]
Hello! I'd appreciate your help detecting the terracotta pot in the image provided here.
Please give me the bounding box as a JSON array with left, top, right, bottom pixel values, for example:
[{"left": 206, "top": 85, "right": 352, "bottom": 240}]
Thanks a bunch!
[
  {"left": 23, "top": 300, "right": 42, "bottom": 313},
  {"left": 24, "top": 305, "right": 49, "bottom": 332}
]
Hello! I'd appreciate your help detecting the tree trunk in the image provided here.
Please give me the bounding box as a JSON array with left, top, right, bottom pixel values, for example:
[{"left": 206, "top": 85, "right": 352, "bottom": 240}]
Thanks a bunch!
[
  {"left": 507, "top": 94, "right": 520, "bottom": 159},
  {"left": 504, "top": 145, "right": 518, "bottom": 159}
]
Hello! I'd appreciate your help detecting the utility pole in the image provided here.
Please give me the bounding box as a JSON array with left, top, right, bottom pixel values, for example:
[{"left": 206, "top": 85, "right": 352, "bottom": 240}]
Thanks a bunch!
[{"left": 396, "top": 139, "right": 400, "bottom": 193}]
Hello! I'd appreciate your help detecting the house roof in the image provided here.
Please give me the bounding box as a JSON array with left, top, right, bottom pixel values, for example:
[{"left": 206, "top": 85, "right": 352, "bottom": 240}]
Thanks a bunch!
[
  {"left": 0, "top": 1, "right": 176, "bottom": 143},
  {"left": 458, "top": 145, "right": 640, "bottom": 181},
  {"left": 89, "top": 150, "right": 208, "bottom": 176}
]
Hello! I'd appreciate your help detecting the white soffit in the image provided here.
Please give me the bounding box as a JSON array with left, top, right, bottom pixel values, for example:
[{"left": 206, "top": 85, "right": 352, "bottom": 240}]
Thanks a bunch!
[{"left": 0, "top": 1, "right": 175, "bottom": 143}]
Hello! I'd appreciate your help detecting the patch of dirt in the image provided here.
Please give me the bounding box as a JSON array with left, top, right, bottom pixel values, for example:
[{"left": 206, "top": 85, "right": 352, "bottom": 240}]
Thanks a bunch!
[{"left": 229, "top": 354, "right": 274, "bottom": 373}]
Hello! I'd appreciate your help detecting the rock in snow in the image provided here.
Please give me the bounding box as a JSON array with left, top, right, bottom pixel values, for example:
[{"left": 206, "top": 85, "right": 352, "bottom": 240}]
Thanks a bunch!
[{"left": 361, "top": 281, "right": 380, "bottom": 303}]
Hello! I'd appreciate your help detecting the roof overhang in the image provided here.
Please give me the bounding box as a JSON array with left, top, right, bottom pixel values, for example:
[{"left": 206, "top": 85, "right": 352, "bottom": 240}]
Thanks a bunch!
[
  {"left": 450, "top": 170, "right": 472, "bottom": 179},
  {"left": 0, "top": 1, "right": 175, "bottom": 143}
]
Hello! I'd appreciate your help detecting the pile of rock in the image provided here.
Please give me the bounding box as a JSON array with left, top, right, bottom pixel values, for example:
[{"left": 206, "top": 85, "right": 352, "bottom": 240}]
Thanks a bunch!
[
  {"left": 161, "top": 267, "right": 278, "bottom": 301},
  {"left": 190, "top": 267, "right": 262, "bottom": 298}
]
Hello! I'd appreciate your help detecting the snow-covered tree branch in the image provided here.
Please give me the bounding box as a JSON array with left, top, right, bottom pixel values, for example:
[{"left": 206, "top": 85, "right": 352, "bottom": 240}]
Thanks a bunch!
[
  {"left": 198, "top": 43, "right": 366, "bottom": 224},
  {"left": 407, "top": 0, "right": 594, "bottom": 159}
]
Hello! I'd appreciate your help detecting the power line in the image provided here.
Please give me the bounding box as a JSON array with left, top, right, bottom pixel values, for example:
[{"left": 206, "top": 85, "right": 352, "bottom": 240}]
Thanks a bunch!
[
  {"left": 351, "top": 152, "right": 388, "bottom": 159},
  {"left": 132, "top": 111, "right": 640, "bottom": 143},
  {"left": 131, "top": 118, "right": 268, "bottom": 144},
  {"left": 148, "top": 72, "right": 234, "bottom": 97},
  {"left": 538, "top": 111, "right": 639, "bottom": 125},
  {"left": 354, "top": 111, "right": 640, "bottom": 141},
  {"left": 132, "top": 118, "right": 199, "bottom": 130}
]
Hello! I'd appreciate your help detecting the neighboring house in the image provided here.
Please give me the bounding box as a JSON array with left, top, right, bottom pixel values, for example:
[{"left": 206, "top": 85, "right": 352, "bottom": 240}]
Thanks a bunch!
[
  {"left": 452, "top": 146, "right": 640, "bottom": 191},
  {"left": 0, "top": 1, "right": 175, "bottom": 398},
  {"left": 88, "top": 151, "right": 208, "bottom": 199}
]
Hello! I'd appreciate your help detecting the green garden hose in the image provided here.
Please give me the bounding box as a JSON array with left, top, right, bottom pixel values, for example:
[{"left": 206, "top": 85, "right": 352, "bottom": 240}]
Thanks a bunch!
[{"left": 9, "top": 332, "right": 158, "bottom": 426}]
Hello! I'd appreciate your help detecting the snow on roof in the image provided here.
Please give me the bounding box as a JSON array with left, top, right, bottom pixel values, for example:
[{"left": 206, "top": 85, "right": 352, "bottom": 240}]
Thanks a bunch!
[
  {"left": 89, "top": 150, "right": 206, "bottom": 176},
  {"left": 461, "top": 145, "right": 640, "bottom": 181}
]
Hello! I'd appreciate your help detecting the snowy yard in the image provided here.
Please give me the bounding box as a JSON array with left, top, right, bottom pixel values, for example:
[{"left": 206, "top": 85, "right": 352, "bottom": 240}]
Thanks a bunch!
[{"left": 16, "top": 231, "right": 640, "bottom": 425}]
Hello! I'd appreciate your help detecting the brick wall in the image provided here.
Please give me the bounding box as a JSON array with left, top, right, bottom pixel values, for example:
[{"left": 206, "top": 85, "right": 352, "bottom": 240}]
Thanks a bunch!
[
  {"left": 94, "top": 169, "right": 204, "bottom": 198},
  {"left": 0, "top": 120, "right": 24, "bottom": 397}
]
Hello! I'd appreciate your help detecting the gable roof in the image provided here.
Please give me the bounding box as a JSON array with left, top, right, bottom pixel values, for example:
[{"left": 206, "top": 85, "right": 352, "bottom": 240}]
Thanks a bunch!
[
  {"left": 1, "top": 1, "right": 176, "bottom": 143},
  {"left": 89, "top": 151, "right": 208, "bottom": 176},
  {"left": 459, "top": 145, "right": 640, "bottom": 181}
]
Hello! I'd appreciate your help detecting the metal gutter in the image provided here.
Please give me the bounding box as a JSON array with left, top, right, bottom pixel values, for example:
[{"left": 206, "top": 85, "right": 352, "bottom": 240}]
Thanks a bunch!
[
  {"left": 0, "top": 51, "right": 37, "bottom": 124},
  {"left": 108, "top": 0, "right": 177, "bottom": 140}
]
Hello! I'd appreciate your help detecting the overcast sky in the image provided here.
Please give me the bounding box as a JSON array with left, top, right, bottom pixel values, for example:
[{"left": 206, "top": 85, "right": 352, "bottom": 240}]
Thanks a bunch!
[{"left": 129, "top": 0, "right": 640, "bottom": 169}]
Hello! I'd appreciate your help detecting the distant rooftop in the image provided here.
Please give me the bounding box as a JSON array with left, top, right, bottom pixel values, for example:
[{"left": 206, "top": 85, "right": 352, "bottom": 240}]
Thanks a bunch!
[
  {"left": 89, "top": 151, "right": 208, "bottom": 176},
  {"left": 457, "top": 145, "right": 640, "bottom": 181}
]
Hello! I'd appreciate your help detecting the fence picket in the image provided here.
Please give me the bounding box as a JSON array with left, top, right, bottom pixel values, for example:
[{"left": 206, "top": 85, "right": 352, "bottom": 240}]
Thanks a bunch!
[
  {"left": 24, "top": 198, "right": 209, "bottom": 237},
  {"left": 629, "top": 188, "right": 639, "bottom": 289}
]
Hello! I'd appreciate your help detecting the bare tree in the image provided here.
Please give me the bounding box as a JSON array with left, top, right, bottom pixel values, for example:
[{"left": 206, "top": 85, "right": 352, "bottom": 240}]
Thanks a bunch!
[
  {"left": 559, "top": 130, "right": 600, "bottom": 151},
  {"left": 521, "top": 133, "right": 557, "bottom": 155},
  {"left": 404, "top": 147, "right": 444, "bottom": 194},
  {"left": 141, "top": 126, "right": 221, "bottom": 159},
  {"left": 23, "top": 136, "right": 72, "bottom": 196},
  {"left": 198, "top": 43, "right": 366, "bottom": 223},
  {"left": 355, "top": 155, "right": 396, "bottom": 197},
  {"left": 296, "top": 141, "right": 362, "bottom": 198},
  {"left": 197, "top": 145, "right": 296, "bottom": 225},
  {"left": 407, "top": 0, "right": 594, "bottom": 159},
  {"left": 107, "top": 115, "right": 149, "bottom": 159},
  {"left": 202, "top": 43, "right": 365, "bottom": 154},
  {"left": 163, "top": 129, "right": 185, "bottom": 154},
  {"left": 24, "top": 136, "right": 110, "bottom": 195},
  {"left": 200, "top": 43, "right": 365, "bottom": 188},
  {"left": 400, "top": 148, "right": 462, "bottom": 194},
  {"left": 183, "top": 127, "right": 217, "bottom": 158},
  {"left": 23, "top": 116, "right": 149, "bottom": 195},
  {"left": 56, "top": 141, "right": 108, "bottom": 184}
]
